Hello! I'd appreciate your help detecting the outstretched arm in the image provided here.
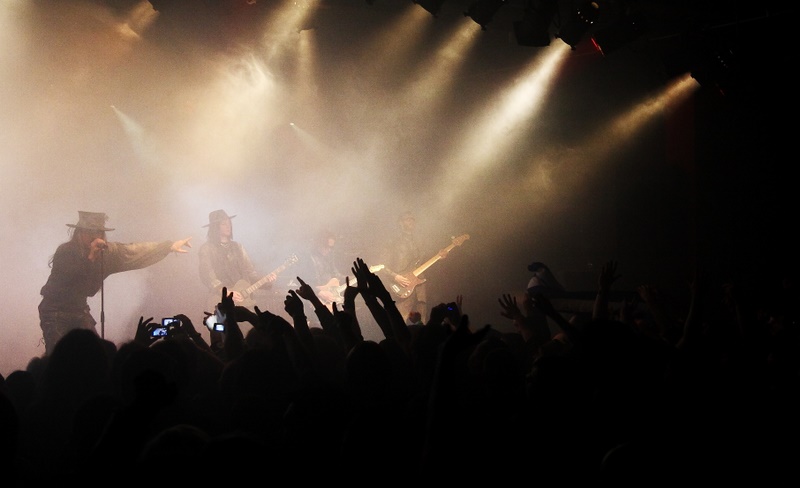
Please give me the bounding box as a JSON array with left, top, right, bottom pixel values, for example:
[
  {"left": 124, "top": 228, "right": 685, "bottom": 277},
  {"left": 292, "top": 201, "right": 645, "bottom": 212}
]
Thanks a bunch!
[{"left": 170, "top": 237, "right": 193, "bottom": 253}]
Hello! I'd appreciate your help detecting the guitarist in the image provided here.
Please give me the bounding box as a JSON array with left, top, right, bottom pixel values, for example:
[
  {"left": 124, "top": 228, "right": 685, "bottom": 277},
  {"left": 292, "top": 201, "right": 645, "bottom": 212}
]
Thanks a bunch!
[
  {"left": 378, "top": 211, "right": 429, "bottom": 324},
  {"left": 301, "top": 229, "right": 345, "bottom": 310},
  {"left": 198, "top": 209, "right": 276, "bottom": 350}
]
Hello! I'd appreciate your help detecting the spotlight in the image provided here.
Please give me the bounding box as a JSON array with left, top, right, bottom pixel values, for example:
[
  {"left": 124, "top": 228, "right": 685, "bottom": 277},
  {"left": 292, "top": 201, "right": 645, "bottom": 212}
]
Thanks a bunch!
[
  {"left": 513, "top": 0, "right": 559, "bottom": 47},
  {"left": 465, "top": 0, "right": 508, "bottom": 30},
  {"left": 414, "top": 0, "right": 446, "bottom": 17},
  {"left": 556, "top": 0, "right": 600, "bottom": 49}
]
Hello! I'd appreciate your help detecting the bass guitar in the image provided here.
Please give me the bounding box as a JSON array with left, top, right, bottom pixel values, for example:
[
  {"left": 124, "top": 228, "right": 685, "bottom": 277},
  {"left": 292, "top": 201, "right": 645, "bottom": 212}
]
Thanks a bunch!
[
  {"left": 389, "top": 234, "right": 470, "bottom": 299},
  {"left": 208, "top": 254, "right": 298, "bottom": 310},
  {"left": 316, "top": 264, "right": 385, "bottom": 308}
]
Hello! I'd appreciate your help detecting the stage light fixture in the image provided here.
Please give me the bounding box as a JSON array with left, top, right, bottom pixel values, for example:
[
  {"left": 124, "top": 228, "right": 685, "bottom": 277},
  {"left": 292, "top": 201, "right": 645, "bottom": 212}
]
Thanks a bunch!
[
  {"left": 690, "top": 36, "right": 739, "bottom": 97},
  {"left": 513, "top": 0, "right": 559, "bottom": 47},
  {"left": 464, "top": 0, "right": 508, "bottom": 30},
  {"left": 591, "top": 11, "right": 647, "bottom": 56},
  {"left": 556, "top": 0, "right": 600, "bottom": 49},
  {"left": 414, "top": 0, "right": 447, "bottom": 17},
  {"left": 148, "top": 0, "right": 174, "bottom": 11}
]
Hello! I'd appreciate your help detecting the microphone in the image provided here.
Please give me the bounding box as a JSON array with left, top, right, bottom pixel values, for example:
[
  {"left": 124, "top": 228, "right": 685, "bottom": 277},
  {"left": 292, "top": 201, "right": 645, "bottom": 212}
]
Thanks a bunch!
[{"left": 96, "top": 242, "right": 108, "bottom": 251}]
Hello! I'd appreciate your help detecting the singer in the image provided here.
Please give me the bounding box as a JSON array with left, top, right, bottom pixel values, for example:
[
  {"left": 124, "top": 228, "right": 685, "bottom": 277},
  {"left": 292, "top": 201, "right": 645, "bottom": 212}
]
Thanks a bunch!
[{"left": 37, "top": 211, "right": 193, "bottom": 356}]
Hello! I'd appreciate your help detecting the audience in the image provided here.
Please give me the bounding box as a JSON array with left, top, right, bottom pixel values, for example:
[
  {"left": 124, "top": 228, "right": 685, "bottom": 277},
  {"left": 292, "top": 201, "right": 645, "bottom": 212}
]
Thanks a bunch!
[{"left": 2, "top": 253, "right": 798, "bottom": 485}]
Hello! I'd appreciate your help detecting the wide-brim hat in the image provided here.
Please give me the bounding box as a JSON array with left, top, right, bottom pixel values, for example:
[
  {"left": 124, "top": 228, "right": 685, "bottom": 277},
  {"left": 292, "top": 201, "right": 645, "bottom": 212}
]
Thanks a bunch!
[
  {"left": 66, "top": 211, "right": 115, "bottom": 231},
  {"left": 203, "top": 209, "right": 236, "bottom": 228}
]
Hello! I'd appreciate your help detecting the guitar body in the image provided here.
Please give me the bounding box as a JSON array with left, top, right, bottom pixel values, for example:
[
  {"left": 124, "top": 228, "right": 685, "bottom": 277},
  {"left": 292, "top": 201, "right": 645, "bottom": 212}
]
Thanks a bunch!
[
  {"left": 316, "top": 278, "right": 344, "bottom": 305},
  {"left": 316, "top": 264, "right": 385, "bottom": 307},
  {"left": 387, "top": 234, "right": 469, "bottom": 299},
  {"left": 206, "top": 254, "right": 298, "bottom": 311},
  {"left": 206, "top": 278, "right": 268, "bottom": 310},
  {"left": 389, "top": 274, "right": 427, "bottom": 300},
  {"left": 228, "top": 279, "right": 263, "bottom": 309}
]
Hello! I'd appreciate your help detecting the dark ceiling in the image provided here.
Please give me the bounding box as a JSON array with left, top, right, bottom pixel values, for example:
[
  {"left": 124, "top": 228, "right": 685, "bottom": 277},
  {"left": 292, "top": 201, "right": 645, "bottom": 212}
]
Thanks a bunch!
[{"left": 96, "top": 0, "right": 791, "bottom": 103}]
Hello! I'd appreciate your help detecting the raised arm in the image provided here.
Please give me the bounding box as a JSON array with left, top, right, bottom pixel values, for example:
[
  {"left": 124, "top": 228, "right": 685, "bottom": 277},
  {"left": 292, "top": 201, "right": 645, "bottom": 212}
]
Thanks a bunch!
[
  {"left": 218, "top": 286, "right": 246, "bottom": 362},
  {"left": 356, "top": 257, "right": 410, "bottom": 351},
  {"left": 284, "top": 289, "right": 314, "bottom": 351},
  {"left": 593, "top": 260, "right": 621, "bottom": 321}
]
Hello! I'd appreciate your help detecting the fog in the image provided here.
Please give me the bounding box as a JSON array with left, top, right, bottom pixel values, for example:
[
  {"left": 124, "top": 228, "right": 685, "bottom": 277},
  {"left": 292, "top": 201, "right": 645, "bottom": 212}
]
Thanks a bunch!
[{"left": 2, "top": 0, "right": 783, "bottom": 376}]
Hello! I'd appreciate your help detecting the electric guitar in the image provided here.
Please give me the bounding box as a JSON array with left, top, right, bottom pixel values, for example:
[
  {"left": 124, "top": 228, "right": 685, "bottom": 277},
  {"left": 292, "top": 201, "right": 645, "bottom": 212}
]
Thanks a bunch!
[
  {"left": 316, "top": 264, "right": 385, "bottom": 307},
  {"left": 389, "top": 234, "right": 470, "bottom": 299},
  {"left": 208, "top": 254, "right": 298, "bottom": 310}
]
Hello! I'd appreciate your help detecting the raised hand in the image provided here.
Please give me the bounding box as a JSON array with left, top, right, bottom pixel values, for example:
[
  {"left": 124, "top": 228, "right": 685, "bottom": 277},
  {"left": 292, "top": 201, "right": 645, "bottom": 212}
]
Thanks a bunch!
[
  {"left": 354, "top": 257, "right": 391, "bottom": 303},
  {"left": 294, "top": 276, "right": 317, "bottom": 302},
  {"left": 218, "top": 286, "right": 236, "bottom": 321},
  {"left": 134, "top": 316, "right": 158, "bottom": 345},
  {"left": 499, "top": 293, "right": 524, "bottom": 321},
  {"left": 284, "top": 289, "right": 305, "bottom": 318},
  {"left": 173, "top": 314, "right": 199, "bottom": 337},
  {"left": 352, "top": 258, "right": 371, "bottom": 295},
  {"left": 342, "top": 276, "right": 359, "bottom": 306},
  {"left": 598, "top": 259, "right": 621, "bottom": 292}
]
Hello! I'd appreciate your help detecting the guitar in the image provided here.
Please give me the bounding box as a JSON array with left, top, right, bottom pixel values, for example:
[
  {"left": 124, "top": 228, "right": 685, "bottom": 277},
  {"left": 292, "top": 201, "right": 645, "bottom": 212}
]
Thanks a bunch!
[
  {"left": 208, "top": 254, "right": 298, "bottom": 309},
  {"left": 316, "top": 264, "right": 385, "bottom": 307},
  {"left": 389, "top": 234, "right": 470, "bottom": 299}
]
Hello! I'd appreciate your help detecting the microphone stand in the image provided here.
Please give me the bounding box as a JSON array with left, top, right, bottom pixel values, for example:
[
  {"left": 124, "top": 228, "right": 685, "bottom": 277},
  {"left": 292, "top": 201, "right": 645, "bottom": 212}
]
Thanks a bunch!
[{"left": 100, "top": 248, "right": 105, "bottom": 339}]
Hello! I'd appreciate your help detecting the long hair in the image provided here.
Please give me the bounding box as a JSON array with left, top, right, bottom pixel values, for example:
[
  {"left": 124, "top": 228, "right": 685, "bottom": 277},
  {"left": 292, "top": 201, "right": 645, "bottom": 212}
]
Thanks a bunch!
[
  {"left": 48, "top": 227, "right": 105, "bottom": 268},
  {"left": 206, "top": 220, "right": 231, "bottom": 243}
]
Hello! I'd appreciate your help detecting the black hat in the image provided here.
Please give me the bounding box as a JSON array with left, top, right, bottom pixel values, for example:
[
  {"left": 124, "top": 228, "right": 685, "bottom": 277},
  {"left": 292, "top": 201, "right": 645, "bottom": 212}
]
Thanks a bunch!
[
  {"left": 203, "top": 209, "right": 236, "bottom": 228},
  {"left": 66, "top": 211, "right": 115, "bottom": 231}
]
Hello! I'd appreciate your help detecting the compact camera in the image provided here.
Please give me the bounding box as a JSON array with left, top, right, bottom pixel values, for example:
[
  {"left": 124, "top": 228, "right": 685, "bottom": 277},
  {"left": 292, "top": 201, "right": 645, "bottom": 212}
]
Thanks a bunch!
[
  {"left": 162, "top": 317, "right": 180, "bottom": 327},
  {"left": 204, "top": 307, "right": 226, "bottom": 333},
  {"left": 151, "top": 317, "right": 179, "bottom": 338},
  {"left": 151, "top": 326, "right": 169, "bottom": 337}
]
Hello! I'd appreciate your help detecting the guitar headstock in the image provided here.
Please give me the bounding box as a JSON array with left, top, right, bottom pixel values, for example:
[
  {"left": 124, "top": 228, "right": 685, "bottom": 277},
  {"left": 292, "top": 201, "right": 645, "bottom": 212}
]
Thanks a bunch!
[{"left": 453, "top": 234, "right": 470, "bottom": 246}]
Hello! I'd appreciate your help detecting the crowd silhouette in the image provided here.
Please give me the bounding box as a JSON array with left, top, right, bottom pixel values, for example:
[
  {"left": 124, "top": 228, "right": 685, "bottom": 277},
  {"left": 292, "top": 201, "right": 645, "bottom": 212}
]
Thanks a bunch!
[{"left": 2, "top": 253, "right": 799, "bottom": 485}]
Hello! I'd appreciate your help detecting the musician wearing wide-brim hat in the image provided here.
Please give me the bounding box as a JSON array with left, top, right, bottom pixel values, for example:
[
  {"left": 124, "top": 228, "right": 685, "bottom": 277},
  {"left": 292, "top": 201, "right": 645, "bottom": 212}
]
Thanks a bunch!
[
  {"left": 38, "top": 211, "right": 192, "bottom": 356},
  {"left": 198, "top": 209, "right": 278, "bottom": 356}
]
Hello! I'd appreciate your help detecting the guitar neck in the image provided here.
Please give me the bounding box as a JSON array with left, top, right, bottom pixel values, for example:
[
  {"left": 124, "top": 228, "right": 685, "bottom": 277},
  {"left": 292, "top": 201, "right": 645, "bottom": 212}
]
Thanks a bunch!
[
  {"left": 412, "top": 244, "right": 455, "bottom": 277},
  {"left": 244, "top": 258, "right": 296, "bottom": 296},
  {"left": 245, "top": 275, "right": 273, "bottom": 296}
]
